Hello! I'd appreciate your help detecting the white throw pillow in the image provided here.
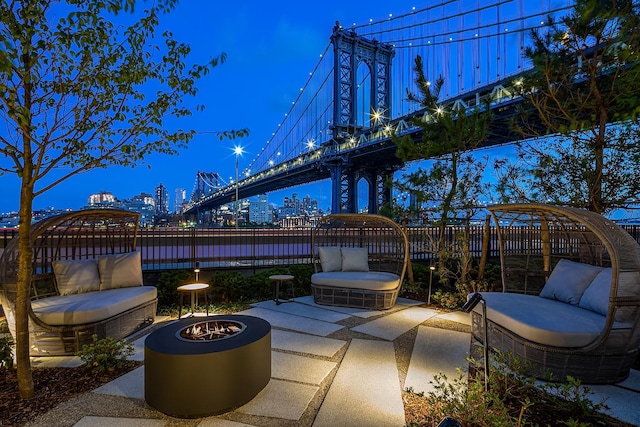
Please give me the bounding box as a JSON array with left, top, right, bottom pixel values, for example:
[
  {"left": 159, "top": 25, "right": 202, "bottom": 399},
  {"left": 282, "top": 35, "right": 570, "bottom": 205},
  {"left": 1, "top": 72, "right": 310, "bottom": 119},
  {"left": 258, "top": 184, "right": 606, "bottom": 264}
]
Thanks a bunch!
[
  {"left": 98, "top": 251, "right": 143, "bottom": 290},
  {"left": 52, "top": 259, "right": 100, "bottom": 295},
  {"left": 318, "top": 247, "right": 342, "bottom": 272},
  {"left": 341, "top": 247, "right": 369, "bottom": 272},
  {"left": 539, "top": 259, "right": 603, "bottom": 305},
  {"left": 580, "top": 269, "right": 639, "bottom": 322}
]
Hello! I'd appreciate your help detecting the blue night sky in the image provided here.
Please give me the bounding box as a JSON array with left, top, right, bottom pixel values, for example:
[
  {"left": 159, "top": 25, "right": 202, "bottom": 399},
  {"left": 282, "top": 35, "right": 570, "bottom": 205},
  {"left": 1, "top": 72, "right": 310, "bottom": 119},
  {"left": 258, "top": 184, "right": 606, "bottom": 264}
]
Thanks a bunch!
[{"left": 1, "top": 1, "right": 423, "bottom": 213}]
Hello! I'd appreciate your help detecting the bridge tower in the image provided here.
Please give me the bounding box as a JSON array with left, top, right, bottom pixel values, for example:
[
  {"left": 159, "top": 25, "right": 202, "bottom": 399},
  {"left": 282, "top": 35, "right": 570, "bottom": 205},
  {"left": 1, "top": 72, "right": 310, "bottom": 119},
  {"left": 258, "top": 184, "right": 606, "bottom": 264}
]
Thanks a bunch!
[
  {"left": 189, "top": 171, "right": 221, "bottom": 224},
  {"left": 327, "top": 23, "right": 396, "bottom": 213}
]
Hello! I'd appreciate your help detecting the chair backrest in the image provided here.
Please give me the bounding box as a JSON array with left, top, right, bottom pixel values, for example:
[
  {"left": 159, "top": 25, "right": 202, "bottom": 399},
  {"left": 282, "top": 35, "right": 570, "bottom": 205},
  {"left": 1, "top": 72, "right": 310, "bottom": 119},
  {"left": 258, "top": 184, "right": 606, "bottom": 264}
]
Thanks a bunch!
[
  {"left": 0, "top": 209, "right": 140, "bottom": 300},
  {"left": 312, "top": 213, "right": 409, "bottom": 278}
]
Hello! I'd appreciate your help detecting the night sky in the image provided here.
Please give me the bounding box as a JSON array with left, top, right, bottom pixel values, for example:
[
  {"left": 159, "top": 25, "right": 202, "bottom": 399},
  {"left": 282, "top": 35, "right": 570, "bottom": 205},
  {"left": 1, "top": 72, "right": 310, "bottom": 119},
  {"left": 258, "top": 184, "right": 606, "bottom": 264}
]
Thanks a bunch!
[{"left": 0, "top": 1, "right": 421, "bottom": 213}]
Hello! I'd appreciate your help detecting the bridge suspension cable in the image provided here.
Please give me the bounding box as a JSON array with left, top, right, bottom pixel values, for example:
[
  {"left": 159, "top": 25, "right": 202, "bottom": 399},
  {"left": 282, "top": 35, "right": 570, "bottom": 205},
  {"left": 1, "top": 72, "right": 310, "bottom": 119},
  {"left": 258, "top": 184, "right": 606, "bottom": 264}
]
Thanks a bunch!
[{"left": 240, "top": 0, "right": 574, "bottom": 191}]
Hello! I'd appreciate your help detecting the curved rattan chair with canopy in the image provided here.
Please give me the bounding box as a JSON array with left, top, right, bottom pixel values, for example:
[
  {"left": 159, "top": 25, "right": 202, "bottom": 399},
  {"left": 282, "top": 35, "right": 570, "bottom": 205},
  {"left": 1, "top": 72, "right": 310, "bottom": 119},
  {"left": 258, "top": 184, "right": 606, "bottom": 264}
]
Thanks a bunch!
[
  {"left": 475, "top": 203, "right": 640, "bottom": 384},
  {"left": 311, "top": 214, "right": 409, "bottom": 309},
  {"left": 0, "top": 209, "right": 156, "bottom": 356}
]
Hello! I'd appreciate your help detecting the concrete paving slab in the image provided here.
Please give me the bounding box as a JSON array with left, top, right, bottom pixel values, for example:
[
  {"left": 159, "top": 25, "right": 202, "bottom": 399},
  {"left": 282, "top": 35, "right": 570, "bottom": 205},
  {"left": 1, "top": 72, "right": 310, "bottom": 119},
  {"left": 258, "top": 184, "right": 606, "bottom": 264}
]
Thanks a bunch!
[
  {"left": 617, "top": 368, "right": 640, "bottom": 391},
  {"left": 272, "top": 351, "right": 336, "bottom": 385},
  {"left": 197, "top": 419, "right": 256, "bottom": 427},
  {"left": 251, "top": 300, "right": 351, "bottom": 323},
  {"left": 295, "top": 295, "right": 418, "bottom": 318},
  {"left": 313, "top": 339, "right": 405, "bottom": 427},
  {"left": 405, "top": 326, "right": 470, "bottom": 394},
  {"left": 130, "top": 335, "right": 147, "bottom": 362},
  {"left": 30, "top": 355, "right": 83, "bottom": 368},
  {"left": 350, "top": 307, "right": 439, "bottom": 341},
  {"left": 238, "top": 307, "right": 344, "bottom": 336},
  {"left": 586, "top": 385, "right": 640, "bottom": 426},
  {"left": 434, "top": 311, "right": 471, "bottom": 327},
  {"left": 236, "top": 378, "right": 318, "bottom": 420},
  {"left": 271, "top": 329, "right": 346, "bottom": 358},
  {"left": 93, "top": 366, "right": 145, "bottom": 400},
  {"left": 73, "top": 416, "right": 165, "bottom": 426},
  {"left": 395, "top": 297, "right": 425, "bottom": 307}
]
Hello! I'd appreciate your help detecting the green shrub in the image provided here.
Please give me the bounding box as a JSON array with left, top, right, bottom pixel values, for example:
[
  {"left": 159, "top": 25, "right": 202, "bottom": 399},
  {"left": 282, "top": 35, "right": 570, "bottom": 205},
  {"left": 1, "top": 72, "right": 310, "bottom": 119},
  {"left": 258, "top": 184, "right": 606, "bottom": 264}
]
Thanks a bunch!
[
  {"left": 245, "top": 267, "right": 290, "bottom": 300},
  {"left": 288, "top": 264, "right": 314, "bottom": 295},
  {"left": 209, "top": 270, "right": 251, "bottom": 302},
  {"left": 77, "top": 334, "right": 134, "bottom": 372},
  {"left": 0, "top": 335, "right": 14, "bottom": 369},
  {"left": 406, "top": 351, "right": 609, "bottom": 426},
  {"left": 155, "top": 269, "right": 192, "bottom": 306}
]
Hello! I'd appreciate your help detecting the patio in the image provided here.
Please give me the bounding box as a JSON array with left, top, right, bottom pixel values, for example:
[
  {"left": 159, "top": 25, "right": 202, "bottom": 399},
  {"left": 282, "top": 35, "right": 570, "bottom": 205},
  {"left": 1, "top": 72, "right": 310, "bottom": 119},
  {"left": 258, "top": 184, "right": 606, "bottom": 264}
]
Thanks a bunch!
[{"left": 23, "top": 296, "right": 640, "bottom": 427}]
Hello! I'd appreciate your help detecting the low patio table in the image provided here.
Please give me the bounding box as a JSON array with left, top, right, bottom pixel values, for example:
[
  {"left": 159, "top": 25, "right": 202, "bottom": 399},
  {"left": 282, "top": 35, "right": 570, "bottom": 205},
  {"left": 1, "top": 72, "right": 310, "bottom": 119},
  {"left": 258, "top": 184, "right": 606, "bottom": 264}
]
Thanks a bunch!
[
  {"left": 177, "top": 283, "right": 209, "bottom": 318},
  {"left": 270, "top": 274, "right": 295, "bottom": 305}
]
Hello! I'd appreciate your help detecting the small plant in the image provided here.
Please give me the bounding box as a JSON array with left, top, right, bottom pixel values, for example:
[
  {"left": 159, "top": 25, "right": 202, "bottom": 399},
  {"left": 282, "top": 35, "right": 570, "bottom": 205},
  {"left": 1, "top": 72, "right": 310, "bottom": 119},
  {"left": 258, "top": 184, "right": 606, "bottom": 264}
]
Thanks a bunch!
[
  {"left": 539, "top": 375, "right": 608, "bottom": 416},
  {"left": 0, "top": 335, "right": 14, "bottom": 369},
  {"left": 155, "top": 269, "right": 193, "bottom": 306},
  {"left": 77, "top": 334, "right": 134, "bottom": 372},
  {"left": 430, "top": 290, "right": 465, "bottom": 310}
]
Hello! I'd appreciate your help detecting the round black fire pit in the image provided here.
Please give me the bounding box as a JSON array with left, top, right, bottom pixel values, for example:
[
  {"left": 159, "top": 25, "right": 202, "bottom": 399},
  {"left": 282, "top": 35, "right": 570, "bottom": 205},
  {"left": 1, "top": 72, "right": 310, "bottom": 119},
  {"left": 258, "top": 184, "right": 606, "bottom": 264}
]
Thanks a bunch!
[{"left": 144, "top": 315, "right": 271, "bottom": 418}]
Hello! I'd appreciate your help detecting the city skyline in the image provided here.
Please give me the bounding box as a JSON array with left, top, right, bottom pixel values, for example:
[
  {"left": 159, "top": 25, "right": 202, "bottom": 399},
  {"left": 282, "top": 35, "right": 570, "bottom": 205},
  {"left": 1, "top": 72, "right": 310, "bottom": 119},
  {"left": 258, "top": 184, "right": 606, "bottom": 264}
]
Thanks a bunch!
[{"left": 0, "top": 1, "right": 418, "bottom": 214}]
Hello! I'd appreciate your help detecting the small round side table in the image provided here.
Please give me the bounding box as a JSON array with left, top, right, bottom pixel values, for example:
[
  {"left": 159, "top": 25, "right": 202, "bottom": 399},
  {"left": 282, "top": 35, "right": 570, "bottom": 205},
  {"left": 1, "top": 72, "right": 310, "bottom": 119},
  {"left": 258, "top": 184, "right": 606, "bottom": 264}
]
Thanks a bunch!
[
  {"left": 269, "top": 275, "right": 295, "bottom": 305},
  {"left": 177, "top": 283, "right": 209, "bottom": 318}
]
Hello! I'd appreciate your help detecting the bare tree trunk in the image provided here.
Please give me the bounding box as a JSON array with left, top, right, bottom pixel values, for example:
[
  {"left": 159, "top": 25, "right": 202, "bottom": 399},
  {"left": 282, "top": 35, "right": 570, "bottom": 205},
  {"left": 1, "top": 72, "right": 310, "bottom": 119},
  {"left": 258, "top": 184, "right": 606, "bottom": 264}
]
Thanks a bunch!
[{"left": 16, "top": 182, "right": 34, "bottom": 398}]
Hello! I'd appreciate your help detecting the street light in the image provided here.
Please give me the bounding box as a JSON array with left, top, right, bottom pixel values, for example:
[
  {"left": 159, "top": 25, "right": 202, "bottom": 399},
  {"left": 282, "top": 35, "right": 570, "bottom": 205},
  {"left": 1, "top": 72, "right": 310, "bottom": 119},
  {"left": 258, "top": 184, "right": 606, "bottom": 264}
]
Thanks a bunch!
[{"left": 234, "top": 145, "right": 243, "bottom": 229}]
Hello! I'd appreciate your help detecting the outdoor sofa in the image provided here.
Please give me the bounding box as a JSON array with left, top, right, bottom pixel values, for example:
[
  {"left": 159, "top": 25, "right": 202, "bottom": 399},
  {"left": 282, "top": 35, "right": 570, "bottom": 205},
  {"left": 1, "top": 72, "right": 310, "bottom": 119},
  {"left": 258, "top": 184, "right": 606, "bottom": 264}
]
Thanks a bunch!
[
  {"left": 0, "top": 209, "right": 157, "bottom": 356},
  {"left": 311, "top": 214, "right": 409, "bottom": 309},
  {"left": 472, "top": 204, "right": 640, "bottom": 384}
]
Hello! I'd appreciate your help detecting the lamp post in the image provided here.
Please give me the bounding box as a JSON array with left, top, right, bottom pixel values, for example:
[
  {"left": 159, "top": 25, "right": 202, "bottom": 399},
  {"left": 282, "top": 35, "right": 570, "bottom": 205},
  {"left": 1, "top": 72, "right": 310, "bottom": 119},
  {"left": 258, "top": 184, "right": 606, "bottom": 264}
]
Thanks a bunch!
[
  {"left": 462, "top": 292, "right": 489, "bottom": 391},
  {"left": 428, "top": 260, "right": 436, "bottom": 305},
  {"left": 234, "top": 146, "right": 243, "bottom": 229}
]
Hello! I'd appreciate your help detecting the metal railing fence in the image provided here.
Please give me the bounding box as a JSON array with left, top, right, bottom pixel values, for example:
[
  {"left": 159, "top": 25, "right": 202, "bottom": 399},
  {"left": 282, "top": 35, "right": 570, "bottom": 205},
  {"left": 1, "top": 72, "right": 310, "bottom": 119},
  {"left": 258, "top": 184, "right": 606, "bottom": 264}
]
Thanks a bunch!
[{"left": 2, "top": 224, "right": 640, "bottom": 271}]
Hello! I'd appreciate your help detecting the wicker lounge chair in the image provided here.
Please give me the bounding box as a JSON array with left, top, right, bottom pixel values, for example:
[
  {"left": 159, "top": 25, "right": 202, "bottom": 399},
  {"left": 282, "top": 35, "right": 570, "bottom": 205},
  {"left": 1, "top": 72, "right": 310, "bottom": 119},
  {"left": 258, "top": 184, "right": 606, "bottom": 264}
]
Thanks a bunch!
[
  {"left": 0, "top": 209, "right": 157, "bottom": 356},
  {"left": 311, "top": 214, "right": 409, "bottom": 309},
  {"left": 473, "top": 203, "right": 640, "bottom": 384}
]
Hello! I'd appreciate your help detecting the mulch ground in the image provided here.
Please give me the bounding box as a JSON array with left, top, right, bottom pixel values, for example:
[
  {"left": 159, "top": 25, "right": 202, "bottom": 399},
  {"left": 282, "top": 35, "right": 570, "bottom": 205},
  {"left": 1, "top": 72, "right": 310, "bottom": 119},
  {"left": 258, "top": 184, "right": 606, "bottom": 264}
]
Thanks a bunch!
[{"left": 0, "top": 363, "right": 140, "bottom": 427}]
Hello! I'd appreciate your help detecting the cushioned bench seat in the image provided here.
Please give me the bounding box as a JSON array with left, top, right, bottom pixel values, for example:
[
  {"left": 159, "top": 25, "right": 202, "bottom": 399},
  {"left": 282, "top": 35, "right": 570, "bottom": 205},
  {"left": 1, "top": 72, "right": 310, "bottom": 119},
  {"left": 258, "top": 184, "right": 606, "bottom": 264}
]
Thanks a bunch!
[
  {"left": 475, "top": 292, "right": 631, "bottom": 348},
  {"left": 32, "top": 286, "right": 157, "bottom": 326},
  {"left": 311, "top": 271, "right": 400, "bottom": 291}
]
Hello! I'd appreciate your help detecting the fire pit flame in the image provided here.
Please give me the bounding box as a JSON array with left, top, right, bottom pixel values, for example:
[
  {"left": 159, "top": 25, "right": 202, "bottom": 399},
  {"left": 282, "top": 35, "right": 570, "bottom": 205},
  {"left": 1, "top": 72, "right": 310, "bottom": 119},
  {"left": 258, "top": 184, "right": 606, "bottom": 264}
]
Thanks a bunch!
[{"left": 178, "top": 320, "right": 246, "bottom": 341}]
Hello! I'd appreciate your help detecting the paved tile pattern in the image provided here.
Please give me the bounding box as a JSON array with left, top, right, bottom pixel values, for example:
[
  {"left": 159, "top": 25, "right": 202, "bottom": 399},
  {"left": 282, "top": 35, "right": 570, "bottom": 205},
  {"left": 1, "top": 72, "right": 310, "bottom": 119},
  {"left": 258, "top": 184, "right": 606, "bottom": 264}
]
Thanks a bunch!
[
  {"left": 271, "top": 351, "right": 336, "bottom": 385},
  {"left": 405, "top": 326, "right": 470, "bottom": 394},
  {"left": 252, "top": 299, "right": 351, "bottom": 323},
  {"left": 27, "top": 301, "right": 640, "bottom": 427},
  {"left": 313, "top": 339, "right": 405, "bottom": 427},
  {"left": 271, "top": 329, "right": 346, "bottom": 358},
  {"left": 236, "top": 379, "right": 318, "bottom": 420},
  {"left": 350, "top": 306, "right": 439, "bottom": 340},
  {"left": 238, "top": 306, "right": 344, "bottom": 336}
]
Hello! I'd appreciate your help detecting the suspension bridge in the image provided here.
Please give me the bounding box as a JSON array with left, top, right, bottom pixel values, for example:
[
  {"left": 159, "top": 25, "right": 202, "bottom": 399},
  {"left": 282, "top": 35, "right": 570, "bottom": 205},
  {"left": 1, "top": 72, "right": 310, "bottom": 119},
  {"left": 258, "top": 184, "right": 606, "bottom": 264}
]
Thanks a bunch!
[{"left": 184, "top": 0, "right": 575, "bottom": 219}]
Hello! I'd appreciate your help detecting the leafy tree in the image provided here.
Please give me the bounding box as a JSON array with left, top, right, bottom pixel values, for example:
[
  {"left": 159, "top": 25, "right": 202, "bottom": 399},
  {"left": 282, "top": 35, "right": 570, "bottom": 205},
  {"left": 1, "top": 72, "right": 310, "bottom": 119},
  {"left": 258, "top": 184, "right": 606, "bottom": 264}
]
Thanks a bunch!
[
  {"left": 0, "top": 0, "right": 246, "bottom": 398},
  {"left": 393, "top": 55, "right": 492, "bottom": 285},
  {"left": 497, "top": 0, "right": 640, "bottom": 214}
]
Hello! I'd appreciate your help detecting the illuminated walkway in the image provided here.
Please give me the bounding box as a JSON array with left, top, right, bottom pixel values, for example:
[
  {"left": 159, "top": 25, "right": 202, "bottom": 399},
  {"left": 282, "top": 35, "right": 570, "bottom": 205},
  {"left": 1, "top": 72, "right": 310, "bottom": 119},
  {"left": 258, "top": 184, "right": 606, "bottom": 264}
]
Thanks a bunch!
[{"left": 27, "top": 297, "right": 640, "bottom": 427}]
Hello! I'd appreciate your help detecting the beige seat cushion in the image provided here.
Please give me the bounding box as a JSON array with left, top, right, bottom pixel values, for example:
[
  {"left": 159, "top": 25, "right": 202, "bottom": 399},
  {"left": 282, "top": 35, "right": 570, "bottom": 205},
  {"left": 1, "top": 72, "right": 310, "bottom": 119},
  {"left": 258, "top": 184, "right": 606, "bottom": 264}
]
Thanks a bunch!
[
  {"left": 99, "top": 251, "right": 143, "bottom": 290},
  {"left": 475, "top": 292, "right": 629, "bottom": 348},
  {"left": 312, "top": 271, "right": 399, "bottom": 291},
  {"left": 318, "top": 247, "right": 343, "bottom": 272},
  {"left": 32, "top": 286, "right": 157, "bottom": 326},
  {"left": 340, "top": 247, "right": 370, "bottom": 272}
]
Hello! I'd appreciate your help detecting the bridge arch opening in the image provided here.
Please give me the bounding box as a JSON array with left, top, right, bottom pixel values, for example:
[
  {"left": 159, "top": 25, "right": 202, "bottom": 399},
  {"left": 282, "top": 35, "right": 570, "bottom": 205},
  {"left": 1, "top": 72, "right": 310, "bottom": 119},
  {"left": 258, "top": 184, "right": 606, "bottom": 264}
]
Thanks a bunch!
[
  {"left": 356, "top": 61, "right": 372, "bottom": 128},
  {"left": 357, "top": 176, "right": 371, "bottom": 213}
]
